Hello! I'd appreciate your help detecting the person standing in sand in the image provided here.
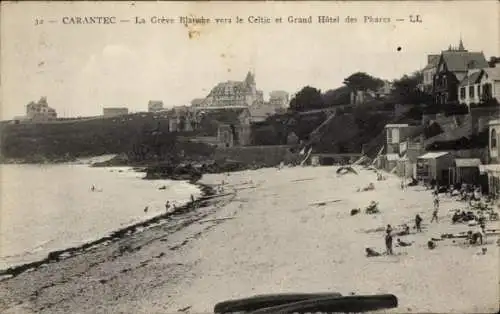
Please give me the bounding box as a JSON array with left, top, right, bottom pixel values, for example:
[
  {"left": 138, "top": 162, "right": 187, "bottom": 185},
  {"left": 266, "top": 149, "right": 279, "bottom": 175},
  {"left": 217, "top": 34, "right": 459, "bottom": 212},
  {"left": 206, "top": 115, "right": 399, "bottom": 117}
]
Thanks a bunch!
[
  {"left": 385, "top": 224, "right": 394, "bottom": 255},
  {"left": 415, "top": 214, "right": 423, "bottom": 232},
  {"left": 431, "top": 208, "right": 439, "bottom": 223},
  {"left": 431, "top": 193, "right": 440, "bottom": 223}
]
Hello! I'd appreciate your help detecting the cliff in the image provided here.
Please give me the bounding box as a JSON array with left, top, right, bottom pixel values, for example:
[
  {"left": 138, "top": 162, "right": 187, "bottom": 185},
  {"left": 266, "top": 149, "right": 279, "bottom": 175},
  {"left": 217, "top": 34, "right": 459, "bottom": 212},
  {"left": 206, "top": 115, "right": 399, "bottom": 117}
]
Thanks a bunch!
[{"left": 0, "top": 114, "right": 211, "bottom": 163}]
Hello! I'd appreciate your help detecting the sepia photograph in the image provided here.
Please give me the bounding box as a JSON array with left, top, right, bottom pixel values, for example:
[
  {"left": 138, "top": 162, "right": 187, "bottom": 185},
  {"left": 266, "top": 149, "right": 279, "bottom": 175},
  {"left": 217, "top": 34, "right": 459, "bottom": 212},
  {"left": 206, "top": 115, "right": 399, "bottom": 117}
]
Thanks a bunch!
[{"left": 0, "top": 1, "right": 499, "bottom": 313}]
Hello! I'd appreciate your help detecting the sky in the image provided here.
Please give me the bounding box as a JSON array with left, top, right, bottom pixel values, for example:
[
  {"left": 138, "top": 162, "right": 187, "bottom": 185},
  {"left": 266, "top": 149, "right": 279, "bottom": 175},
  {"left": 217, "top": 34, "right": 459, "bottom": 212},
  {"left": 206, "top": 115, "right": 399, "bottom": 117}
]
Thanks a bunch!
[{"left": 1, "top": 1, "right": 499, "bottom": 119}]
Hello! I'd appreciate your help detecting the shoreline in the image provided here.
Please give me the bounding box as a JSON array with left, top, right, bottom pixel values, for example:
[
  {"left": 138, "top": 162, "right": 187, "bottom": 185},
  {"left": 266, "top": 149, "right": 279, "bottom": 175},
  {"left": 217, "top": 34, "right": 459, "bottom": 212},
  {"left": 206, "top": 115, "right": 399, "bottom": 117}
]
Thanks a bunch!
[
  {"left": 1, "top": 166, "right": 498, "bottom": 313},
  {"left": 0, "top": 182, "right": 216, "bottom": 280}
]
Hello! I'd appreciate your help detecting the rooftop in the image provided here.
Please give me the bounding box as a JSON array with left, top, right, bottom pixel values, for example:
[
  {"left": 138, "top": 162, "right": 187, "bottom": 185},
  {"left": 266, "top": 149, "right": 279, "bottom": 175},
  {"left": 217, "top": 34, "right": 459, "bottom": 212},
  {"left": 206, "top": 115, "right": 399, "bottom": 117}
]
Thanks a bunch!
[
  {"left": 385, "top": 124, "right": 409, "bottom": 128},
  {"left": 483, "top": 67, "right": 500, "bottom": 81},
  {"left": 454, "top": 158, "right": 481, "bottom": 168},
  {"left": 418, "top": 151, "right": 450, "bottom": 159},
  {"left": 480, "top": 164, "right": 500, "bottom": 174},
  {"left": 441, "top": 51, "right": 488, "bottom": 72},
  {"left": 488, "top": 119, "right": 500, "bottom": 126},
  {"left": 459, "top": 70, "right": 483, "bottom": 87}
]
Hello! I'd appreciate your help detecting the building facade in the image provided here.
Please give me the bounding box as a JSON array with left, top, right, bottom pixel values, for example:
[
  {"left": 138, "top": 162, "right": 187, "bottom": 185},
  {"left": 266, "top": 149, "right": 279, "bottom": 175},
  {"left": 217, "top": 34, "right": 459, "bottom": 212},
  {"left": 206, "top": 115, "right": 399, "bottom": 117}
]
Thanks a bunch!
[
  {"left": 191, "top": 98, "right": 205, "bottom": 108},
  {"left": 103, "top": 107, "right": 129, "bottom": 117},
  {"left": 148, "top": 100, "right": 164, "bottom": 112},
  {"left": 489, "top": 119, "right": 500, "bottom": 163},
  {"left": 458, "top": 67, "right": 500, "bottom": 109},
  {"left": 202, "top": 71, "right": 264, "bottom": 108},
  {"left": 421, "top": 54, "right": 440, "bottom": 93},
  {"left": 385, "top": 124, "right": 413, "bottom": 154},
  {"left": 26, "top": 97, "right": 57, "bottom": 122},
  {"left": 416, "top": 152, "right": 454, "bottom": 184},
  {"left": 269, "top": 90, "right": 290, "bottom": 108},
  {"left": 433, "top": 40, "right": 489, "bottom": 107},
  {"left": 479, "top": 119, "right": 500, "bottom": 195}
]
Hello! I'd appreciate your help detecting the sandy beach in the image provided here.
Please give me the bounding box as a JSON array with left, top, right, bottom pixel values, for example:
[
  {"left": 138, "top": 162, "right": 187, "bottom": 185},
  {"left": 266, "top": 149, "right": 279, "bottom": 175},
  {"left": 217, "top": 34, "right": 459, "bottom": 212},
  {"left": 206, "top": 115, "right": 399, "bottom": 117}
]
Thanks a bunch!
[{"left": 1, "top": 165, "right": 499, "bottom": 314}]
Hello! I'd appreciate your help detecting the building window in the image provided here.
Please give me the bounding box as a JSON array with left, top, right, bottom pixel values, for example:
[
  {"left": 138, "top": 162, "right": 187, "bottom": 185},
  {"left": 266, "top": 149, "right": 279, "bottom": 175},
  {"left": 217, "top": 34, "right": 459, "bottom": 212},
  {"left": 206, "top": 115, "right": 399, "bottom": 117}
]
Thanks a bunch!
[
  {"left": 477, "top": 85, "right": 481, "bottom": 98},
  {"left": 482, "top": 83, "right": 492, "bottom": 100},
  {"left": 492, "top": 128, "right": 497, "bottom": 149},
  {"left": 460, "top": 87, "right": 466, "bottom": 99},
  {"left": 469, "top": 86, "right": 475, "bottom": 98}
]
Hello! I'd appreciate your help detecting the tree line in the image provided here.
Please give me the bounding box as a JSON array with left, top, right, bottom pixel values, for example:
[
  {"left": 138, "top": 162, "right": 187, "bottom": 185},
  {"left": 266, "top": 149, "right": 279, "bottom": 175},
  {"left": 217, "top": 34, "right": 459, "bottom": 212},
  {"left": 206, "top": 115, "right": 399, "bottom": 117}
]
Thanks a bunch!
[{"left": 288, "top": 71, "right": 432, "bottom": 112}]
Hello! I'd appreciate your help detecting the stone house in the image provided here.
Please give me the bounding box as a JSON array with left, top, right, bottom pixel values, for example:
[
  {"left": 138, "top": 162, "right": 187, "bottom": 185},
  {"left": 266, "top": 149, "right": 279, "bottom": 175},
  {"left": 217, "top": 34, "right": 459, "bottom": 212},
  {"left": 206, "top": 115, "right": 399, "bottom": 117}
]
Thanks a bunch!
[
  {"left": 195, "top": 107, "right": 251, "bottom": 147},
  {"left": 26, "top": 97, "right": 57, "bottom": 122}
]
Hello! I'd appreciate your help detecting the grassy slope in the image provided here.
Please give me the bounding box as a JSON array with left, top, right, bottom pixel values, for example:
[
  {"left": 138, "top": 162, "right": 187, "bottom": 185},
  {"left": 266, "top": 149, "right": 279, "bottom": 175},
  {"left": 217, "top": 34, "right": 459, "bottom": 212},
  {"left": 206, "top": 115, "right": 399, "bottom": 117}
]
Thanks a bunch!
[{"left": 0, "top": 113, "right": 207, "bottom": 162}]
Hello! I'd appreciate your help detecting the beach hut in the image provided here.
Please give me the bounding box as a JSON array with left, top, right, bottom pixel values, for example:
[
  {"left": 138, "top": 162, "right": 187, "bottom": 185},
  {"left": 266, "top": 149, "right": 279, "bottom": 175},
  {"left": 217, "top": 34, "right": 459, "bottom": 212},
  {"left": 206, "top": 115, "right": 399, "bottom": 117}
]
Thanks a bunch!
[
  {"left": 416, "top": 152, "right": 453, "bottom": 185},
  {"left": 384, "top": 153, "right": 400, "bottom": 172},
  {"left": 311, "top": 155, "right": 320, "bottom": 166},
  {"left": 451, "top": 158, "right": 482, "bottom": 185},
  {"left": 480, "top": 164, "right": 500, "bottom": 195}
]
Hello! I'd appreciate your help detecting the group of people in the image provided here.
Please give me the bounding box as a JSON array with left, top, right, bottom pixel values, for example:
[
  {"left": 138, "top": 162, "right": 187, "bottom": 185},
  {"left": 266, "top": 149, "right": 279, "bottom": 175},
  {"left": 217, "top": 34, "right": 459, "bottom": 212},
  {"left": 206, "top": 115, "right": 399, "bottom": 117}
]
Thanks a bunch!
[
  {"left": 144, "top": 200, "right": 173, "bottom": 213},
  {"left": 365, "top": 179, "right": 493, "bottom": 258},
  {"left": 366, "top": 223, "right": 415, "bottom": 257}
]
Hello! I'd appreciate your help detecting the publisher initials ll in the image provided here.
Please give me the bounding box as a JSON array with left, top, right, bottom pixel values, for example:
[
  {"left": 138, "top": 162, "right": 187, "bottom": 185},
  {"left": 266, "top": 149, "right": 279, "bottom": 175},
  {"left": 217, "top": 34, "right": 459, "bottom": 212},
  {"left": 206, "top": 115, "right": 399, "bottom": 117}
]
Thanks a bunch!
[{"left": 409, "top": 15, "right": 422, "bottom": 23}]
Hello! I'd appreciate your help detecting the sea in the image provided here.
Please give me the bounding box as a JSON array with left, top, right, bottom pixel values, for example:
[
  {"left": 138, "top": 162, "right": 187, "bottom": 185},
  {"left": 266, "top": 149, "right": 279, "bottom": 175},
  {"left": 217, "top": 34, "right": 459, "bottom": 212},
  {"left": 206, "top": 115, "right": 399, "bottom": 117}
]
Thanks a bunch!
[{"left": 0, "top": 156, "right": 202, "bottom": 270}]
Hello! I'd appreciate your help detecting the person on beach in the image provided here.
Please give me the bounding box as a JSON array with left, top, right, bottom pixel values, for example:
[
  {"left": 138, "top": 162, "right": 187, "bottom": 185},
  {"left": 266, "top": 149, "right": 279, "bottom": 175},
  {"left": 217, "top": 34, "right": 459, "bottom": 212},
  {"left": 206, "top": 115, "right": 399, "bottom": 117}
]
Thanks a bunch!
[
  {"left": 399, "top": 223, "right": 410, "bottom": 236},
  {"left": 431, "top": 208, "right": 439, "bottom": 223},
  {"left": 397, "top": 238, "right": 412, "bottom": 247},
  {"left": 165, "top": 201, "right": 171, "bottom": 212},
  {"left": 478, "top": 212, "right": 486, "bottom": 230},
  {"left": 91, "top": 185, "right": 96, "bottom": 192},
  {"left": 467, "top": 230, "right": 483, "bottom": 245},
  {"left": 415, "top": 214, "right": 423, "bottom": 232},
  {"left": 365, "top": 248, "right": 381, "bottom": 257},
  {"left": 433, "top": 192, "right": 440, "bottom": 209},
  {"left": 431, "top": 193, "right": 440, "bottom": 223},
  {"left": 427, "top": 239, "right": 436, "bottom": 250},
  {"left": 385, "top": 225, "right": 394, "bottom": 255}
]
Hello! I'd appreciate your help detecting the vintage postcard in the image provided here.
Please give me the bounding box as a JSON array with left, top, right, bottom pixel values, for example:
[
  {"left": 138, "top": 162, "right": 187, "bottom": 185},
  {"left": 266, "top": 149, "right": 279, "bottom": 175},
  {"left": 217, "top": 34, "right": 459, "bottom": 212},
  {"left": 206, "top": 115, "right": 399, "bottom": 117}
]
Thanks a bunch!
[{"left": 0, "top": 1, "right": 499, "bottom": 313}]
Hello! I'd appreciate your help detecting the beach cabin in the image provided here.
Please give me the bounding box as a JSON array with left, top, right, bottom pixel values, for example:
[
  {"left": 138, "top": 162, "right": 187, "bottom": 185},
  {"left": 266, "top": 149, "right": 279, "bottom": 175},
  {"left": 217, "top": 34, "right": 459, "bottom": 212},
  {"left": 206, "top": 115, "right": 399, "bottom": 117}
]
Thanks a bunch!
[
  {"left": 480, "top": 164, "right": 500, "bottom": 195},
  {"left": 385, "top": 124, "right": 410, "bottom": 154},
  {"left": 450, "top": 158, "right": 482, "bottom": 185},
  {"left": 383, "top": 153, "right": 400, "bottom": 173},
  {"left": 479, "top": 119, "right": 500, "bottom": 195},
  {"left": 416, "top": 152, "right": 453, "bottom": 185}
]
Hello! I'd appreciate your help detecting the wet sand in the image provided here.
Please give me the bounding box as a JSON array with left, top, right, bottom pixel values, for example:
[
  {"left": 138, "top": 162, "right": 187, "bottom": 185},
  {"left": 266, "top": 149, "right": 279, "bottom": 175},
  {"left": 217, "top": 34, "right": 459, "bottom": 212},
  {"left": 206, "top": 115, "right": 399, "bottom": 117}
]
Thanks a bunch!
[{"left": 1, "top": 166, "right": 498, "bottom": 314}]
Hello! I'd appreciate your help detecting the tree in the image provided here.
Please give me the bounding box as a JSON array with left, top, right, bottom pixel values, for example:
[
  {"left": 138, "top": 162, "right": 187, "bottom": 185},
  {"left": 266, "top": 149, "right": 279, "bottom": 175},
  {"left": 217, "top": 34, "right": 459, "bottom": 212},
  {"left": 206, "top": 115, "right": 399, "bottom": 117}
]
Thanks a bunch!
[
  {"left": 322, "top": 86, "right": 351, "bottom": 106},
  {"left": 343, "top": 72, "right": 384, "bottom": 91},
  {"left": 392, "top": 71, "right": 432, "bottom": 105},
  {"left": 289, "top": 86, "right": 325, "bottom": 112},
  {"left": 488, "top": 56, "right": 500, "bottom": 67}
]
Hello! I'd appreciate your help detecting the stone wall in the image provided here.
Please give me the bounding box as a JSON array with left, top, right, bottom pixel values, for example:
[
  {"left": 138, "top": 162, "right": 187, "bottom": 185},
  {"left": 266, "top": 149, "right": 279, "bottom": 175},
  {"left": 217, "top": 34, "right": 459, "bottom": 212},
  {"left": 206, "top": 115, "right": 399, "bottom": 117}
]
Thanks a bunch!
[{"left": 214, "top": 145, "right": 298, "bottom": 166}]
